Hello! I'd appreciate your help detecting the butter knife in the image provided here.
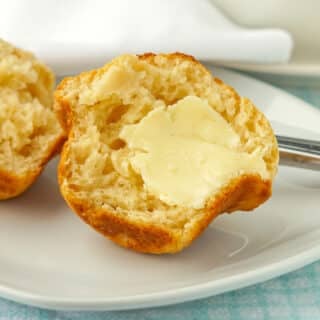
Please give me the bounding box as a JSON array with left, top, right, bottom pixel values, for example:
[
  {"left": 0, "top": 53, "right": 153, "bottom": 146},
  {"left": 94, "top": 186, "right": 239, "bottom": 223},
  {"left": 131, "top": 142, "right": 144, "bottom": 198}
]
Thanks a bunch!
[{"left": 277, "top": 135, "right": 320, "bottom": 171}]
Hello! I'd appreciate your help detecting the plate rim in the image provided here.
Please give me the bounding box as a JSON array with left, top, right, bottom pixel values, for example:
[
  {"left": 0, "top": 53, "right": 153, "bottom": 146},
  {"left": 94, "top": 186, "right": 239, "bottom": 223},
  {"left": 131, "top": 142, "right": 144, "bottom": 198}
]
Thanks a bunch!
[
  {"left": 0, "top": 244, "right": 320, "bottom": 311},
  {"left": 216, "top": 62, "right": 320, "bottom": 77}
]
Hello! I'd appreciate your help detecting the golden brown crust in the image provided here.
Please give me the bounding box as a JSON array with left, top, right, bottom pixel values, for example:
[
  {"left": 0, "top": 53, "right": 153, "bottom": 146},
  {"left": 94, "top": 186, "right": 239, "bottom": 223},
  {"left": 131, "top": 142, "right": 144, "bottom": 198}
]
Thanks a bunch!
[
  {"left": 0, "top": 169, "right": 37, "bottom": 200},
  {"left": 53, "top": 94, "right": 73, "bottom": 133},
  {"left": 0, "top": 133, "right": 65, "bottom": 200},
  {"left": 60, "top": 141, "right": 271, "bottom": 253},
  {"left": 139, "top": 52, "right": 198, "bottom": 64},
  {"left": 56, "top": 52, "right": 277, "bottom": 254},
  {"left": 139, "top": 52, "right": 241, "bottom": 103},
  {"left": 63, "top": 194, "right": 177, "bottom": 254}
]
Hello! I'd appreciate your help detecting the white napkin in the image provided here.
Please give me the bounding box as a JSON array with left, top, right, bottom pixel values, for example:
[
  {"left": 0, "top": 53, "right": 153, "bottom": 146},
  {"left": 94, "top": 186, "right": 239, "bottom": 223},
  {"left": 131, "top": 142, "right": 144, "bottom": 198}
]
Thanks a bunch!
[{"left": 0, "top": 0, "right": 293, "bottom": 75}]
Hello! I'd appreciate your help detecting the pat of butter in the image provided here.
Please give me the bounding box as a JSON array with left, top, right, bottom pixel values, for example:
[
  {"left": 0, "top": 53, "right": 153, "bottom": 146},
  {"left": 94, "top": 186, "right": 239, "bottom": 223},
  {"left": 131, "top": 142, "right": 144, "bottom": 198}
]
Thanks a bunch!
[
  {"left": 79, "top": 65, "right": 136, "bottom": 105},
  {"left": 120, "top": 96, "right": 267, "bottom": 209}
]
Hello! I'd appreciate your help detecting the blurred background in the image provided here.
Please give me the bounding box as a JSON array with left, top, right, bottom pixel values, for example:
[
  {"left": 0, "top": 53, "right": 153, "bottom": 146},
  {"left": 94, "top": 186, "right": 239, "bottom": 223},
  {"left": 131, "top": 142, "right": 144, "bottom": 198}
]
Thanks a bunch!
[
  {"left": 213, "top": 0, "right": 320, "bottom": 89},
  {"left": 1, "top": 0, "right": 319, "bottom": 88},
  {"left": 214, "top": 0, "right": 320, "bottom": 74}
]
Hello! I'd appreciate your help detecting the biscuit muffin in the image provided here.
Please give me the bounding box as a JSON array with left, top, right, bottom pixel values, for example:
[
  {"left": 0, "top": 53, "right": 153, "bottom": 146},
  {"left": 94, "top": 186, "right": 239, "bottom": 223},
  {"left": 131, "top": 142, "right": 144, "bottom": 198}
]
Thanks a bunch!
[
  {"left": 0, "top": 39, "right": 65, "bottom": 199},
  {"left": 55, "top": 53, "right": 278, "bottom": 254}
]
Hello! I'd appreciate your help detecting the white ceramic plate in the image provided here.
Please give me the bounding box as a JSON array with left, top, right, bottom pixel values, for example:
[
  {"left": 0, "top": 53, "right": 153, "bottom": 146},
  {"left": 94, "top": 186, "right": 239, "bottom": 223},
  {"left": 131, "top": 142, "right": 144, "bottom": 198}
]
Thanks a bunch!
[{"left": 0, "top": 68, "right": 320, "bottom": 311}]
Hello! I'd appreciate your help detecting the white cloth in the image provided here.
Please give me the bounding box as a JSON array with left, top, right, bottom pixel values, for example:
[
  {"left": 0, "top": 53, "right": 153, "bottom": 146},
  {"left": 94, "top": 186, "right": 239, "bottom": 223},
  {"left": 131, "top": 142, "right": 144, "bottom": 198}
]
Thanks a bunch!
[{"left": 0, "top": 0, "right": 293, "bottom": 75}]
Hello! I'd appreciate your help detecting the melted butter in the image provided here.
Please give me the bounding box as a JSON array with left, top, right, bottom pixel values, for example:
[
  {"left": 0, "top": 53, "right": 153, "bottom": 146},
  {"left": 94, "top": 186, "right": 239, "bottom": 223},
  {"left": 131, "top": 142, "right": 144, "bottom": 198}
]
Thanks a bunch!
[{"left": 120, "top": 96, "right": 268, "bottom": 209}]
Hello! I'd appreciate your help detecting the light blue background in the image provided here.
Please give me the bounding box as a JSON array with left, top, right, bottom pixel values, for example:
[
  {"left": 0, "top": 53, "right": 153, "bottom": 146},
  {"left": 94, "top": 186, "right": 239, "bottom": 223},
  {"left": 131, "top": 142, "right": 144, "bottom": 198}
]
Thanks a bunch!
[{"left": 1, "top": 74, "right": 320, "bottom": 320}]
